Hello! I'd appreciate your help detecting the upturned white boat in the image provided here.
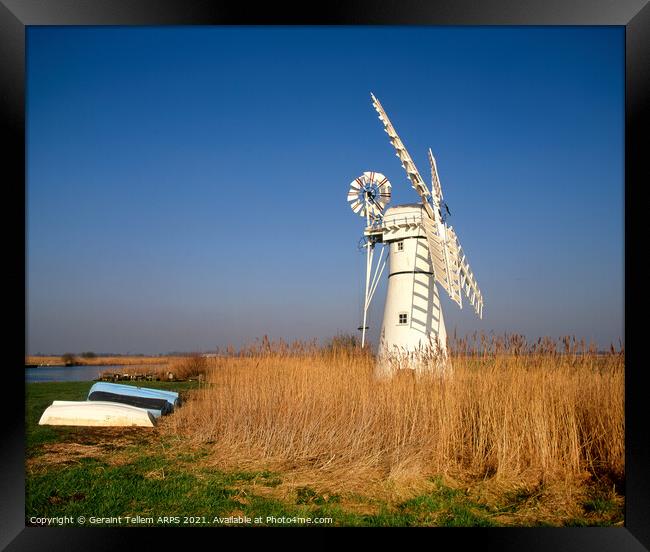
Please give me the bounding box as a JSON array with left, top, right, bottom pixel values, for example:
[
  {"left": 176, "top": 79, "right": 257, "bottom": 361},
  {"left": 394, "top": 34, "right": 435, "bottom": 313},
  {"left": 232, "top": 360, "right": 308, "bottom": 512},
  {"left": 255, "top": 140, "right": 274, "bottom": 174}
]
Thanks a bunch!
[{"left": 38, "top": 400, "right": 156, "bottom": 427}]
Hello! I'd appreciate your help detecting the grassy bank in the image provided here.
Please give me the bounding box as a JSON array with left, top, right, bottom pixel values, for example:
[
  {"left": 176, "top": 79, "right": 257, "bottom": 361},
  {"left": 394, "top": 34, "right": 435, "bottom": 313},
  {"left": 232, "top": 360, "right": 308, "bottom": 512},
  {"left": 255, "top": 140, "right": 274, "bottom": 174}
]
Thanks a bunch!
[
  {"left": 26, "top": 381, "right": 196, "bottom": 451},
  {"left": 25, "top": 340, "right": 624, "bottom": 527},
  {"left": 27, "top": 382, "right": 515, "bottom": 527}
]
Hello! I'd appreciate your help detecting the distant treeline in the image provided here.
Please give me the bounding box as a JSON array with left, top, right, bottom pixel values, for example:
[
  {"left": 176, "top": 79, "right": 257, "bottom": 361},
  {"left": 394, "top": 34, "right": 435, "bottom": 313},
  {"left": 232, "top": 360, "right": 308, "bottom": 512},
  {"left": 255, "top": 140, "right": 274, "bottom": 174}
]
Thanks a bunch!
[{"left": 30, "top": 352, "right": 201, "bottom": 358}]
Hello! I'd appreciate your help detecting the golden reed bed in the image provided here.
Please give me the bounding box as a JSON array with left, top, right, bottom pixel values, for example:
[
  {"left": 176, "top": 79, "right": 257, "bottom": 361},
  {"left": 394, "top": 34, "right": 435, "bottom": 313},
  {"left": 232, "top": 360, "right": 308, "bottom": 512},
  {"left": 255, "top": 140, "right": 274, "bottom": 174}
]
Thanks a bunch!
[{"left": 166, "top": 335, "right": 624, "bottom": 511}]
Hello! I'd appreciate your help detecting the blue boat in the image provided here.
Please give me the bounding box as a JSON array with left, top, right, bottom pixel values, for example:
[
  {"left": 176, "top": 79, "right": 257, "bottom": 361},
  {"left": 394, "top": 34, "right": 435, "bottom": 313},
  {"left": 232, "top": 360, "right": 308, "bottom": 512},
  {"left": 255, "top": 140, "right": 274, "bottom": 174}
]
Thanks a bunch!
[
  {"left": 88, "top": 390, "right": 172, "bottom": 418},
  {"left": 88, "top": 382, "right": 180, "bottom": 407}
]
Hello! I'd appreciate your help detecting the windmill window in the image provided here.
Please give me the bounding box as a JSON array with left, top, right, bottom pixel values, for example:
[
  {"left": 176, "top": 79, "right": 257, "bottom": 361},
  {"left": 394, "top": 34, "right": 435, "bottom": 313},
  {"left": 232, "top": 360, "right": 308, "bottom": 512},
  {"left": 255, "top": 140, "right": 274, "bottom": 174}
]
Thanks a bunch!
[
  {"left": 398, "top": 313, "right": 408, "bottom": 325},
  {"left": 396, "top": 241, "right": 404, "bottom": 251}
]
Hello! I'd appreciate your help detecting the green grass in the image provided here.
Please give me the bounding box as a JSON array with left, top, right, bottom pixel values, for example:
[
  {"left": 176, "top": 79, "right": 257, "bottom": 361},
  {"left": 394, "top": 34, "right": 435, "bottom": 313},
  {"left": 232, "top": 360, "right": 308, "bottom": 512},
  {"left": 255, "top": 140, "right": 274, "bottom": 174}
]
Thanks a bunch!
[
  {"left": 26, "top": 446, "right": 502, "bottom": 527},
  {"left": 26, "top": 382, "right": 89, "bottom": 450},
  {"left": 25, "top": 381, "right": 624, "bottom": 527},
  {"left": 27, "top": 455, "right": 287, "bottom": 525},
  {"left": 396, "top": 478, "right": 496, "bottom": 527}
]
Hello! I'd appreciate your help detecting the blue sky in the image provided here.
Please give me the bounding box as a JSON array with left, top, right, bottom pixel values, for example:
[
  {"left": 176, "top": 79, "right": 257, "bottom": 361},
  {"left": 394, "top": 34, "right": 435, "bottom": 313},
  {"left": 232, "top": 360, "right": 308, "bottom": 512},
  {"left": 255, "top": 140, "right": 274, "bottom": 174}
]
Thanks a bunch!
[{"left": 26, "top": 26, "right": 624, "bottom": 354}]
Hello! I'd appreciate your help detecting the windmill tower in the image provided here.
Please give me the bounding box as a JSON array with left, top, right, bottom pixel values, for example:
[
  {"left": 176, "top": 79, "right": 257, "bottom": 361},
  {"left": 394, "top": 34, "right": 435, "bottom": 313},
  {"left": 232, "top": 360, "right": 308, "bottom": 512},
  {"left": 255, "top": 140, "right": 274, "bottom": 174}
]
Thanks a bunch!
[{"left": 347, "top": 94, "right": 484, "bottom": 378}]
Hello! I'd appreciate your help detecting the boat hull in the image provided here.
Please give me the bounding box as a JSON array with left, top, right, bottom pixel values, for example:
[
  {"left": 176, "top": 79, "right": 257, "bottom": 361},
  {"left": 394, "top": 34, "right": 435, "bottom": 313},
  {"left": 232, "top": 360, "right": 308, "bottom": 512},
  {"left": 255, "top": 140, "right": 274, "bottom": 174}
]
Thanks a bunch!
[
  {"left": 88, "top": 382, "right": 180, "bottom": 407},
  {"left": 88, "top": 390, "right": 171, "bottom": 417},
  {"left": 38, "top": 401, "right": 156, "bottom": 427}
]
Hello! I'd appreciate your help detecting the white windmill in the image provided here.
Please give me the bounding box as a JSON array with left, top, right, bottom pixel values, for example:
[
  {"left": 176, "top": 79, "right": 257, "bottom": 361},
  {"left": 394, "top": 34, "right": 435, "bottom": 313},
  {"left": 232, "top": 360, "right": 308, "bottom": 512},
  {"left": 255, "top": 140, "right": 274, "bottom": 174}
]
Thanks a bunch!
[{"left": 347, "top": 94, "right": 484, "bottom": 377}]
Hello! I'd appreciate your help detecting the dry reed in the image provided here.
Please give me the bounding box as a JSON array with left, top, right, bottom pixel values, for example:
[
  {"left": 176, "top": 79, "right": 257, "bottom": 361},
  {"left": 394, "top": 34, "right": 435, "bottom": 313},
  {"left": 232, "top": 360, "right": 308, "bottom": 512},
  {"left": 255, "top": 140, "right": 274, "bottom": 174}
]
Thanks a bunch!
[{"left": 167, "top": 334, "right": 624, "bottom": 497}]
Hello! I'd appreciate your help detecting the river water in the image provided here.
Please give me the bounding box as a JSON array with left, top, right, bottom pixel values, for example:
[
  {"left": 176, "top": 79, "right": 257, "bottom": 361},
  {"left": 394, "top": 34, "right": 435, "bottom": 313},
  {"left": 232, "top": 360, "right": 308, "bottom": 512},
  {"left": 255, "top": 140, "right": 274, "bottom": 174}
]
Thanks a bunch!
[{"left": 25, "top": 365, "right": 127, "bottom": 383}]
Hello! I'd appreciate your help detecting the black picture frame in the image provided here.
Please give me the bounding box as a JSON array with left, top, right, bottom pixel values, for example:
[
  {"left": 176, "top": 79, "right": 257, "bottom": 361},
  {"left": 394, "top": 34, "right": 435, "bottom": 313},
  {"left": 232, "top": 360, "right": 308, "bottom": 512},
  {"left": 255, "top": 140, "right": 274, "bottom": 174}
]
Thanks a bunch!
[{"left": 3, "top": 0, "right": 647, "bottom": 548}]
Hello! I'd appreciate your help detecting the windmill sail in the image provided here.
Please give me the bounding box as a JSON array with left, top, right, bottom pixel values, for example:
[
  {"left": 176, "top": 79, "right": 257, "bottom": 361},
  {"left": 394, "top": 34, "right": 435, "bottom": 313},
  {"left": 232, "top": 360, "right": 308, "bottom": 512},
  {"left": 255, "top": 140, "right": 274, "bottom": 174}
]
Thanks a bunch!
[
  {"left": 428, "top": 148, "right": 483, "bottom": 317},
  {"left": 371, "top": 93, "right": 483, "bottom": 317},
  {"left": 421, "top": 216, "right": 463, "bottom": 307},
  {"left": 444, "top": 225, "right": 484, "bottom": 318},
  {"left": 371, "top": 93, "right": 438, "bottom": 223},
  {"left": 428, "top": 148, "right": 443, "bottom": 206}
]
